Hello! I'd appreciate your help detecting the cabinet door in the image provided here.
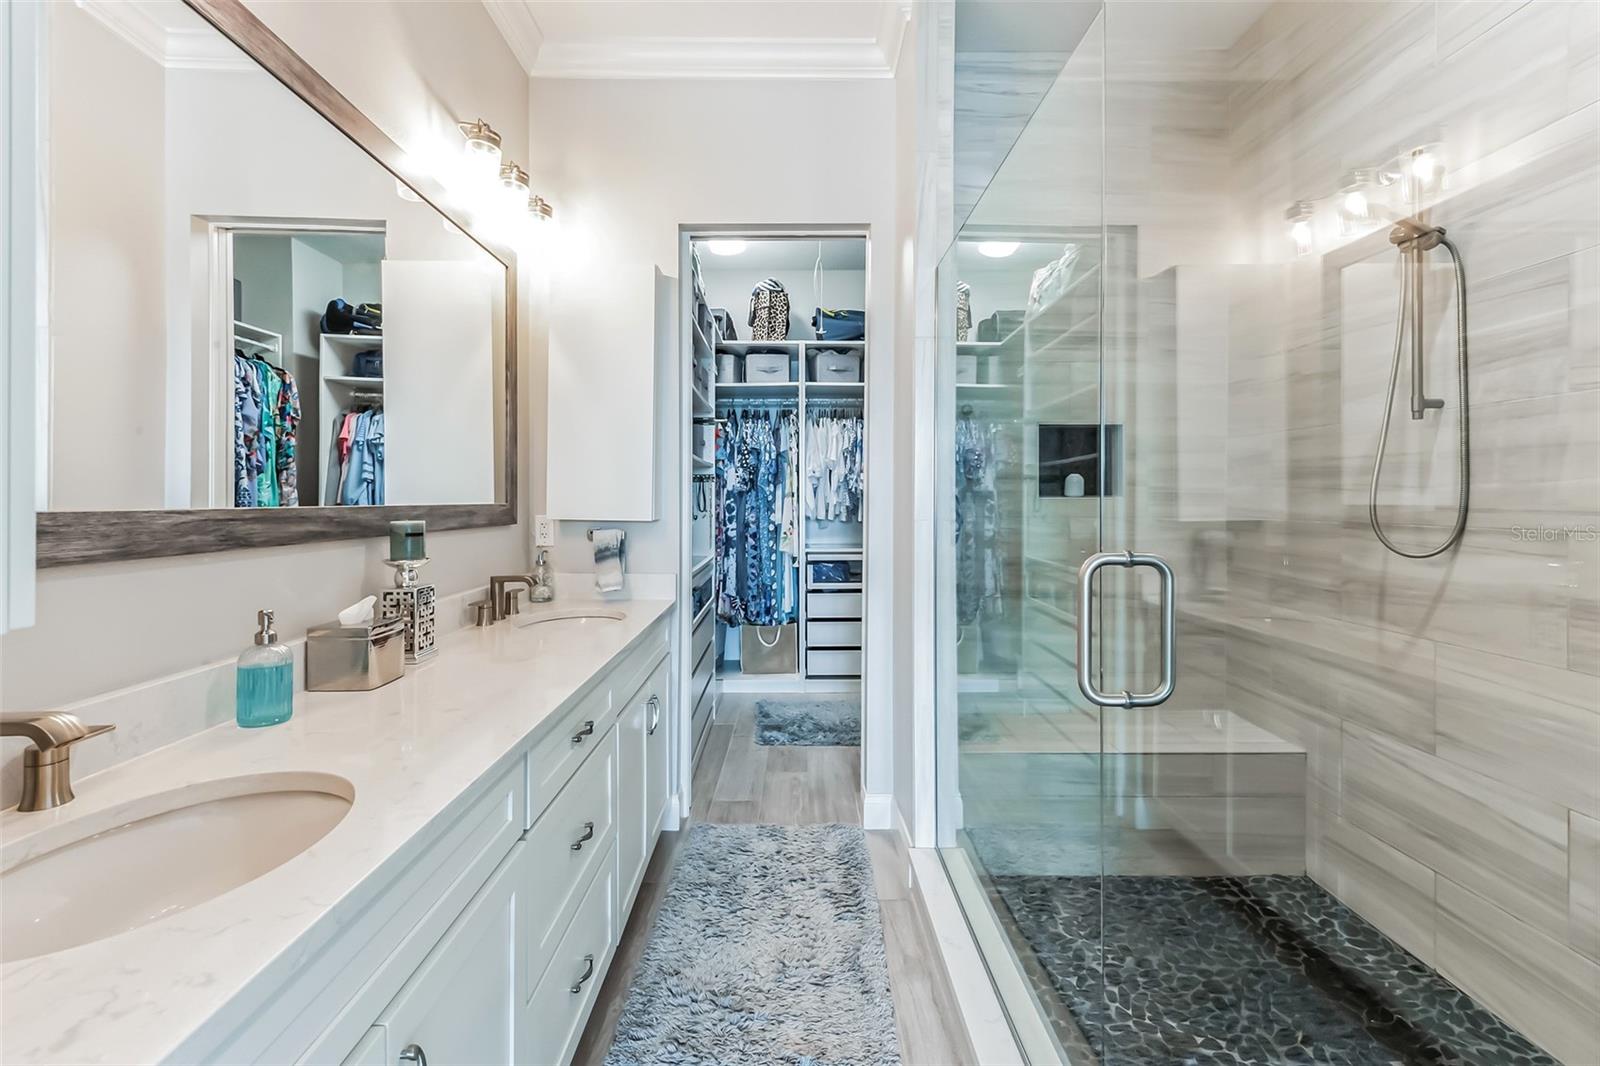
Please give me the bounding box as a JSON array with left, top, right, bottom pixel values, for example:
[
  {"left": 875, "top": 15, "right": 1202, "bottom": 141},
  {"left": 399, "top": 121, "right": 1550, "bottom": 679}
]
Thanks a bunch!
[
  {"left": 644, "top": 663, "right": 672, "bottom": 845},
  {"left": 616, "top": 695, "right": 648, "bottom": 910},
  {"left": 375, "top": 842, "right": 524, "bottom": 1066}
]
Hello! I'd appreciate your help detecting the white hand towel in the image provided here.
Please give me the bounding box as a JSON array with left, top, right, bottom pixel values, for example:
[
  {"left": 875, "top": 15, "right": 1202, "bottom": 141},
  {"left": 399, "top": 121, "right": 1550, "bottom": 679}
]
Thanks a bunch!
[{"left": 592, "top": 529, "right": 626, "bottom": 593}]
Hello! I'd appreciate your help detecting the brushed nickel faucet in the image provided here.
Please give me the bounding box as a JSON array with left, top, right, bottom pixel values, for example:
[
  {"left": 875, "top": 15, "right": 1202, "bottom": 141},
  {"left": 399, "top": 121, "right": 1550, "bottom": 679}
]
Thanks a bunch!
[
  {"left": 1, "top": 712, "right": 115, "bottom": 812},
  {"left": 487, "top": 575, "right": 538, "bottom": 622}
]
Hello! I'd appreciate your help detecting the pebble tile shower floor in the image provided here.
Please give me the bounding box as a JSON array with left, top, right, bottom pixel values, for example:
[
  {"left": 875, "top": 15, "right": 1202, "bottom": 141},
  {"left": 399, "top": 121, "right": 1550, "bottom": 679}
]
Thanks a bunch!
[{"left": 990, "top": 874, "right": 1557, "bottom": 1066}]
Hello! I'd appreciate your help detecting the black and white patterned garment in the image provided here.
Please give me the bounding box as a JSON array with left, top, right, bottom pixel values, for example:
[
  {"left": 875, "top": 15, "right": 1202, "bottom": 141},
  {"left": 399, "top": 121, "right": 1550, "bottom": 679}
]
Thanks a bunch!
[{"left": 748, "top": 277, "right": 790, "bottom": 341}]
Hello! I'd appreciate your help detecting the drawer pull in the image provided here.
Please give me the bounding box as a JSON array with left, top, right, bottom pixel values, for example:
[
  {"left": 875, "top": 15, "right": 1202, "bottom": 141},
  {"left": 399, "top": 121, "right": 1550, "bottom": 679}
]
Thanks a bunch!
[
  {"left": 571, "top": 720, "right": 595, "bottom": 745},
  {"left": 570, "top": 954, "right": 596, "bottom": 994},
  {"left": 570, "top": 821, "right": 595, "bottom": 851},
  {"left": 399, "top": 1044, "right": 428, "bottom": 1066},
  {"left": 647, "top": 695, "right": 662, "bottom": 735}
]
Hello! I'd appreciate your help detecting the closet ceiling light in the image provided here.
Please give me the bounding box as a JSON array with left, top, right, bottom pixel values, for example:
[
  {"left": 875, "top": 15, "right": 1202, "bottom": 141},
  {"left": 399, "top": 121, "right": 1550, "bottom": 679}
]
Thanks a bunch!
[
  {"left": 705, "top": 239, "right": 748, "bottom": 256},
  {"left": 977, "top": 241, "right": 1020, "bottom": 258},
  {"left": 394, "top": 178, "right": 423, "bottom": 204},
  {"left": 457, "top": 117, "right": 502, "bottom": 184}
]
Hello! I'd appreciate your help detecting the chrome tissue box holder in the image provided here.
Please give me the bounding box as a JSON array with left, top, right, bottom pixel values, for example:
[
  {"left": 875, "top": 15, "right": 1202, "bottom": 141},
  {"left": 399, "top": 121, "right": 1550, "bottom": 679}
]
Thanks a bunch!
[{"left": 305, "top": 614, "right": 407, "bottom": 692}]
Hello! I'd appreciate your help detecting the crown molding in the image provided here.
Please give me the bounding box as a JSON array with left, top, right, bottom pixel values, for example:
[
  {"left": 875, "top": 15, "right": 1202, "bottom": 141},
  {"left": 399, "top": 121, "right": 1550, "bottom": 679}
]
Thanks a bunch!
[
  {"left": 528, "top": 36, "right": 895, "bottom": 79},
  {"left": 876, "top": 0, "right": 913, "bottom": 75},
  {"left": 76, "top": 0, "right": 255, "bottom": 71},
  {"left": 480, "top": 0, "right": 543, "bottom": 76}
]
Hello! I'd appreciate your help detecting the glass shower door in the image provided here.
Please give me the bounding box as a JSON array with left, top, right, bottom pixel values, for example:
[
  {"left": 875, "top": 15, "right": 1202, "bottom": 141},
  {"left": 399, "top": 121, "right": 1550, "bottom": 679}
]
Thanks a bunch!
[{"left": 934, "top": 11, "right": 1128, "bottom": 1060}]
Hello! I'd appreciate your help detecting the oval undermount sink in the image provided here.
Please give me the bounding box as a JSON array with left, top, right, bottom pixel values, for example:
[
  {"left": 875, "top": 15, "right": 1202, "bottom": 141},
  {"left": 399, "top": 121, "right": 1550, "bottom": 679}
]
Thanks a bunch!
[
  {"left": 0, "top": 772, "right": 353, "bottom": 963},
  {"left": 515, "top": 608, "right": 626, "bottom": 630}
]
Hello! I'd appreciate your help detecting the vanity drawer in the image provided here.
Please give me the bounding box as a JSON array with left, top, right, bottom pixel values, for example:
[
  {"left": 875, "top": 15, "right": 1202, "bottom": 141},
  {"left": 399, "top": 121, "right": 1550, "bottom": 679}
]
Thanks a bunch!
[
  {"left": 807, "top": 620, "right": 862, "bottom": 648},
  {"left": 524, "top": 732, "right": 615, "bottom": 994},
  {"left": 807, "top": 649, "right": 862, "bottom": 678},
  {"left": 528, "top": 686, "right": 614, "bottom": 825},
  {"left": 519, "top": 845, "right": 618, "bottom": 1066},
  {"left": 806, "top": 591, "right": 862, "bottom": 620}
]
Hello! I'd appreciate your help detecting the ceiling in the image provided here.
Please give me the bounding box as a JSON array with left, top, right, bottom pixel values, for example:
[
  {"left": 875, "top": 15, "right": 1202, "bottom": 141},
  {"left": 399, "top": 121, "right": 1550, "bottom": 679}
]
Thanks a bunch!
[{"left": 481, "top": 0, "right": 911, "bottom": 79}]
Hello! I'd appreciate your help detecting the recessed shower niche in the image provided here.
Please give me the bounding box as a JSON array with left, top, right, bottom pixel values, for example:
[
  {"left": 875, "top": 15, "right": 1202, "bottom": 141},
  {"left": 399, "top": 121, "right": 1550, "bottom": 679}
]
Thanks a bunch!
[{"left": 1037, "top": 423, "right": 1121, "bottom": 498}]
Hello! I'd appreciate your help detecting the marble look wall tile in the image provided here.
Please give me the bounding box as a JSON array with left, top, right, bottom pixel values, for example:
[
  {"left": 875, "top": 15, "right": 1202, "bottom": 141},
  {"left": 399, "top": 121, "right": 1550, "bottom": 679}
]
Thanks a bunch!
[
  {"left": 1436, "top": 0, "right": 1532, "bottom": 58},
  {"left": 1342, "top": 725, "right": 1572, "bottom": 942},
  {"left": 1340, "top": 520, "right": 1572, "bottom": 668},
  {"left": 1469, "top": 253, "right": 1583, "bottom": 402},
  {"left": 1309, "top": 815, "right": 1438, "bottom": 965},
  {"left": 1571, "top": 528, "right": 1600, "bottom": 676},
  {"left": 1435, "top": 643, "right": 1600, "bottom": 816},
  {"left": 1572, "top": 244, "right": 1599, "bottom": 392},
  {"left": 1435, "top": 877, "right": 1600, "bottom": 1065},
  {"left": 1570, "top": 0, "right": 1600, "bottom": 112},
  {"left": 1573, "top": 811, "right": 1600, "bottom": 962}
]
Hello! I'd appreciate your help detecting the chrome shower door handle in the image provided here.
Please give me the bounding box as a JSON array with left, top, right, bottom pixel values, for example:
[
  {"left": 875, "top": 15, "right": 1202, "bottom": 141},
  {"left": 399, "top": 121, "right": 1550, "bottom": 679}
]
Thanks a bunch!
[{"left": 1076, "top": 551, "right": 1177, "bottom": 709}]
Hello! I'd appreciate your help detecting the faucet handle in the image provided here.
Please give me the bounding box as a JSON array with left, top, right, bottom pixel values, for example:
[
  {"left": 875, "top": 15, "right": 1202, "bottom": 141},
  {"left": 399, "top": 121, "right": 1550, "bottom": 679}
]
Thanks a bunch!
[{"left": 0, "top": 712, "right": 116, "bottom": 751}]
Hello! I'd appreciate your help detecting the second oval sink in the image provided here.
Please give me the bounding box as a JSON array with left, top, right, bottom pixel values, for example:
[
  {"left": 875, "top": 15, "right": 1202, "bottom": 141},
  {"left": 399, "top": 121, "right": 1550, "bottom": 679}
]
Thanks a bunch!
[
  {"left": 515, "top": 608, "right": 626, "bottom": 631},
  {"left": 0, "top": 773, "right": 353, "bottom": 963}
]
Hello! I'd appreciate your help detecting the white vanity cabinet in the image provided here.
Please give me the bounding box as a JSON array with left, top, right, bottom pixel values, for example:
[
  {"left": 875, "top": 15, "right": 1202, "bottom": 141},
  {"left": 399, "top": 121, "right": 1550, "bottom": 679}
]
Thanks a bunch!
[
  {"left": 285, "top": 618, "right": 673, "bottom": 1066},
  {"left": 617, "top": 656, "right": 672, "bottom": 911},
  {"left": 345, "top": 842, "right": 526, "bottom": 1066}
]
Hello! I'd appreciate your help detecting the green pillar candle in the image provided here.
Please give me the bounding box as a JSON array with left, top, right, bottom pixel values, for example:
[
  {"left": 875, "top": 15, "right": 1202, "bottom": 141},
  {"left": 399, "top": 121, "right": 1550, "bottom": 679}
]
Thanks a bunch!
[{"left": 389, "top": 520, "right": 426, "bottom": 561}]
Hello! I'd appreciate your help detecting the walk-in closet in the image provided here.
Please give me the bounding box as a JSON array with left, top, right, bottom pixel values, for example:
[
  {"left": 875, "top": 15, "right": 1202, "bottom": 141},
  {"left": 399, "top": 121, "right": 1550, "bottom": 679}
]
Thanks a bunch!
[{"left": 680, "top": 235, "right": 869, "bottom": 769}]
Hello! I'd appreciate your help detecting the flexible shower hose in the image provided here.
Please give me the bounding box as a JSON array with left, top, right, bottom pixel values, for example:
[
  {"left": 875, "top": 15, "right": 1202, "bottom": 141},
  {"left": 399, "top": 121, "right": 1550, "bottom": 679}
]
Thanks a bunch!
[{"left": 1369, "top": 234, "right": 1471, "bottom": 558}]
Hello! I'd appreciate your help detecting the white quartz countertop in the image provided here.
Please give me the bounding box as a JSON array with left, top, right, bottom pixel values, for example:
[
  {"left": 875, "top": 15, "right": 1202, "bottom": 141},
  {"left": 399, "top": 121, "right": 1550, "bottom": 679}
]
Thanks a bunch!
[{"left": 0, "top": 598, "right": 673, "bottom": 1065}]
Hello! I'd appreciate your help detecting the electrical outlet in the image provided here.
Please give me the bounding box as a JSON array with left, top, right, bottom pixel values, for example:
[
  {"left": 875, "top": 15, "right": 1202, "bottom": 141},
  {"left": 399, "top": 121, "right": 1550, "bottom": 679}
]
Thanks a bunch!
[{"left": 534, "top": 515, "right": 555, "bottom": 546}]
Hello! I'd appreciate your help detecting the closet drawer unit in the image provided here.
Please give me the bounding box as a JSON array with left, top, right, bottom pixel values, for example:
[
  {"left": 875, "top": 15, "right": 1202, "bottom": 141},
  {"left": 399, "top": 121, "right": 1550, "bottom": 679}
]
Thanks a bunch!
[
  {"left": 806, "top": 556, "right": 864, "bottom": 589},
  {"left": 807, "top": 620, "right": 862, "bottom": 648},
  {"left": 693, "top": 640, "right": 714, "bottom": 706},
  {"left": 807, "top": 649, "right": 862, "bottom": 678},
  {"left": 528, "top": 685, "right": 614, "bottom": 825},
  {"left": 518, "top": 845, "right": 618, "bottom": 1066},
  {"left": 523, "top": 735, "right": 615, "bottom": 995},
  {"left": 806, "top": 590, "right": 862, "bottom": 620},
  {"left": 693, "top": 606, "right": 715, "bottom": 665}
]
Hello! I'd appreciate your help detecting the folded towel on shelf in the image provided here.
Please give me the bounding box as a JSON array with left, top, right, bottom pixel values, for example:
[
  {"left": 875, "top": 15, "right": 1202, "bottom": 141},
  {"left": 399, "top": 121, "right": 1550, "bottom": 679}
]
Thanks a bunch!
[{"left": 592, "top": 529, "right": 626, "bottom": 593}]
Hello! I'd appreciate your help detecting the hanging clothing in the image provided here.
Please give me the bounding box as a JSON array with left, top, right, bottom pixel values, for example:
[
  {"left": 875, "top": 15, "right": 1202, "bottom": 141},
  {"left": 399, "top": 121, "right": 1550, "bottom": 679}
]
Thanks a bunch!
[
  {"left": 332, "top": 406, "right": 385, "bottom": 507},
  {"left": 955, "top": 416, "right": 1009, "bottom": 624},
  {"left": 716, "top": 406, "right": 799, "bottom": 627},
  {"left": 747, "top": 278, "right": 791, "bottom": 341},
  {"left": 804, "top": 409, "right": 865, "bottom": 523},
  {"left": 232, "top": 353, "right": 299, "bottom": 508}
]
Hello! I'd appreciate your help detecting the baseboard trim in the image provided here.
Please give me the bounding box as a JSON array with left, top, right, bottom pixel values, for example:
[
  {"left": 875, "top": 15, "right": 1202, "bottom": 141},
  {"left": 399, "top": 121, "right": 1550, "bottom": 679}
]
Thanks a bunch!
[
  {"left": 863, "top": 792, "right": 894, "bottom": 830},
  {"left": 909, "top": 848, "right": 1028, "bottom": 1066}
]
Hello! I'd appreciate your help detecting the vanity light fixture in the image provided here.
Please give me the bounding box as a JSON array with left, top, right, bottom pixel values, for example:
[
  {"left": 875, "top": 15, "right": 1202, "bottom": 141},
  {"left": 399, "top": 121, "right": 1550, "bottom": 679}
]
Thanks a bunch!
[
  {"left": 1400, "top": 142, "right": 1444, "bottom": 202},
  {"left": 705, "top": 239, "right": 748, "bottom": 256},
  {"left": 1285, "top": 201, "right": 1316, "bottom": 256},
  {"left": 394, "top": 177, "right": 423, "bottom": 204},
  {"left": 457, "top": 117, "right": 503, "bottom": 184},
  {"left": 497, "top": 162, "right": 531, "bottom": 215},
  {"left": 529, "top": 195, "right": 555, "bottom": 224},
  {"left": 977, "top": 241, "right": 1021, "bottom": 258},
  {"left": 1336, "top": 168, "right": 1377, "bottom": 233}
]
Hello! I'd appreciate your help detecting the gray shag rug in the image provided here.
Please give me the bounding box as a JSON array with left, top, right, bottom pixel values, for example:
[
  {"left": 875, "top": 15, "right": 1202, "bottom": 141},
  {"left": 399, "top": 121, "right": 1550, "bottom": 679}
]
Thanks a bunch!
[
  {"left": 604, "top": 823, "right": 901, "bottom": 1066},
  {"left": 755, "top": 697, "right": 861, "bottom": 746}
]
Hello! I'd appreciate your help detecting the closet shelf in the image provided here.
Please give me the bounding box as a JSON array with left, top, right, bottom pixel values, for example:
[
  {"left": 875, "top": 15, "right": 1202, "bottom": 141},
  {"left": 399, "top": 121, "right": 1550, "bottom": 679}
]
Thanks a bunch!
[
  {"left": 693, "top": 453, "right": 715, "bottom": 469},
  {"left": 717, "top": 340, "right": 801, "bottom": 355},
  {"left": 806, "top": 382, "right": 864, "bottom": 400},
  {"left": 325, "top": 375, "right": 385, "bottom": 387},
  {"left": 716, "top": 381, "right": 799, "bottom": 399},
  {"left": 692, "top": 555, "right": 714, "bottom": 577},
  {"left": 320, "top": 333, "right": 384, "bottom": 346}
]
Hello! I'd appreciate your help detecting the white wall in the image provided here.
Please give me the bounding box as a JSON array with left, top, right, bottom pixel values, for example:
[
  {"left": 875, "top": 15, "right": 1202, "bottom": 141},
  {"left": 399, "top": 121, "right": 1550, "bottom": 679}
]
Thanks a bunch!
[
  {"left": 1, "top": 3, "right": 532, "bottom": 756},
  {"left": 529, "top": 75, "right": 898, "bottom": 804}
]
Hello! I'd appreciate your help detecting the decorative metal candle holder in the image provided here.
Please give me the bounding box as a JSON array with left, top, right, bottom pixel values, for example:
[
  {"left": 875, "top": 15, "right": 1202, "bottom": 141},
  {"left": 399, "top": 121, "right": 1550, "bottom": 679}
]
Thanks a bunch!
[{"left": 381, "top": 557, "right": 437, "bottom": 663}]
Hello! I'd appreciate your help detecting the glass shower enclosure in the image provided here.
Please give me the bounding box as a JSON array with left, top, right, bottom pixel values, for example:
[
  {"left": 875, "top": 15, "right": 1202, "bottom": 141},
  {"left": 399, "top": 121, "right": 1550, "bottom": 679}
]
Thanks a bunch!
[{"left": 934, "top": 2, "right": 1598, "bottom": 1063}]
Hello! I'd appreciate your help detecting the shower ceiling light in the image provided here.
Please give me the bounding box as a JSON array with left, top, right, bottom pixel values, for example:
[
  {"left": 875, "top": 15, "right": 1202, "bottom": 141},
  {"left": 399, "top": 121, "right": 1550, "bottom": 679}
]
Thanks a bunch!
[
  {"left": 977, "top": 241, "right": 1021, "bottom": 258},
  {"left": 457, "top": 117, "right": 503, "bottom": 185},
  {"left": 706, "top": 239, "right": 748, "bottom": 256},
  {"left": 1285, "top": 201, "right": 1316, "bottom": 256}
]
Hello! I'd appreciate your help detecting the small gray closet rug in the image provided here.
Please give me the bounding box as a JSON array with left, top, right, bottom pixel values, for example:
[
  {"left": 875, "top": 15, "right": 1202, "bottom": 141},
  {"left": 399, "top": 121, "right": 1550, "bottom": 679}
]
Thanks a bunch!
[
  {"left": 603, "top": 823, "right": 901, "bottom": 1066},
  {"left": 754, "top": 697, "right": 861, "bottom": 746}
]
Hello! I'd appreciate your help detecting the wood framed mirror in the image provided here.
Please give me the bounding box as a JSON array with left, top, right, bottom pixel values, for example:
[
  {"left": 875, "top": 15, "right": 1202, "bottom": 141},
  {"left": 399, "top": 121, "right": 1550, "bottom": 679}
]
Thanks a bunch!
[{"left": 35, "top": 0, "right": 519, "bottom": 566}]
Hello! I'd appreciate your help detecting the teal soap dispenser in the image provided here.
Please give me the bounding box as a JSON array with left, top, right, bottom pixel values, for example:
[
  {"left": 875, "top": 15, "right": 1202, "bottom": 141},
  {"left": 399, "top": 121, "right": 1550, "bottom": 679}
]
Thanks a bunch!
[{"left": 237, "top": 609, "right": 293, "bottom": 728}]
